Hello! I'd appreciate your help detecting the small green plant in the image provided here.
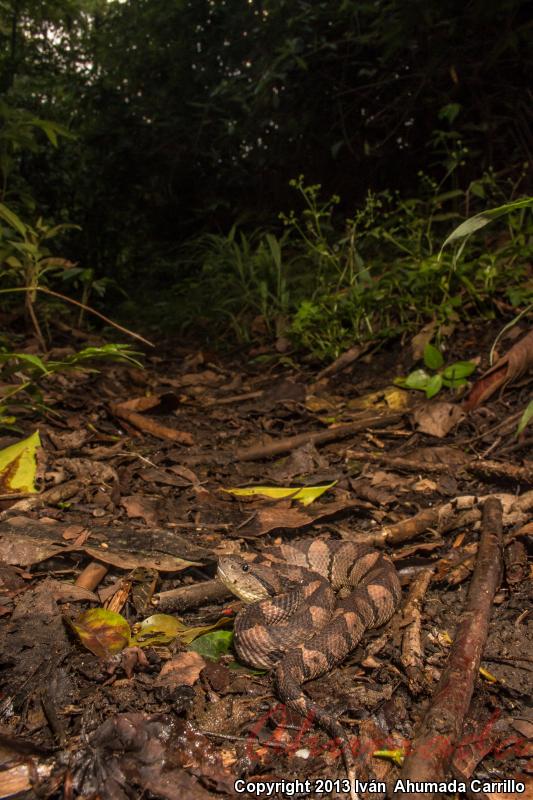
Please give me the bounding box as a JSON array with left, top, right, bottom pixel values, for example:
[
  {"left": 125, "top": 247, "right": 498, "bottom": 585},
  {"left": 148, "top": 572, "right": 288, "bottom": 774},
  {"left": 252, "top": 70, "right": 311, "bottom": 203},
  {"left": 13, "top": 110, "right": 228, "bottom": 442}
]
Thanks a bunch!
[
  {"left": 279, "top": 176, "right": 341, "bottom": 281},
  {"left": 395, "top": 343, "right": 477, "bottom": 399},
  {"left": 175, "top": 226, "right": 295, "bottom": 339},
  {"left": 0, "top": 202, "right": 80, "bottom": 347},
  {"left": 0, "top": 343, "right": 143, "bottom": 430}
]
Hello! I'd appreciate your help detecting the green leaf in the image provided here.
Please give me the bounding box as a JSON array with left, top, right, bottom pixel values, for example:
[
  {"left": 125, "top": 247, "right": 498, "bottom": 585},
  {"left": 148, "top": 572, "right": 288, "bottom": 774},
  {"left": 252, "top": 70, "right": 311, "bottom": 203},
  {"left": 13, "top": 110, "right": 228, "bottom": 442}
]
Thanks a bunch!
[
  {"left": 423, "top": 343, "right": 444, "bottom": 370},
  {"left": 438, "top": 103, "right": 461, "bottom": 124},
  {"left": 189, "top": 630, "right": 234, "bottom": 661},
  {"left": 425, "top": 374, "right": 443, "bottom": 398},
  {"left": 0, "top": 352, "right": 50, "bottom": 374},
  {"left": 517, "top": 400, "right": 533, "bottom": 436},
  {"left": 42, "top": 223, "right": 81, "bottom": 240},
  {"left": 440, "top": 198, "right": 533, "bottom": 251},
  {"left": 442, "top": 377, "right": 467, "bottom": 389},
  {"left": 67, "top": 608, "right": 131, "bottom": 658},
  {"left": 30, "top": 118, "right": 75, "bottom": 147},
  {"left": 442, "top": 361, "right": 476, "bottom": 381},
  {"left": 61, "top": 344, "right": 144, "bottom": 369},
  {"left": 0, "top": 430, "right": 40, "bottom": 493},
  {"left": 0, "top": 202, "right": 27, "bottom": 237},
  {"left": 403, "top": 369, "right": 431, "bottom": 391}
]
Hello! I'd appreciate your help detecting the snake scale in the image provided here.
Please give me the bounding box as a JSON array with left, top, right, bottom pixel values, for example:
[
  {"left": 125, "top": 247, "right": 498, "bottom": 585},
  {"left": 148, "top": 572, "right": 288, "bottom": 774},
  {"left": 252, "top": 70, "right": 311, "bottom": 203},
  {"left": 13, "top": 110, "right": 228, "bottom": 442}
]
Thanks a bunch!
[{"left": 217, "top": 538, "right": 402, "bottom": 798}]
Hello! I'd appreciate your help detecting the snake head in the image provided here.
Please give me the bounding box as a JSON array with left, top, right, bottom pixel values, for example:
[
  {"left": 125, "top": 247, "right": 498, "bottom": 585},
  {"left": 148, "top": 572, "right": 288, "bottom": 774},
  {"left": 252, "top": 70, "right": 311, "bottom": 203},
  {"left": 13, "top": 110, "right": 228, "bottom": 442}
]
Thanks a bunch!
[{"left": 217, "top": 556, "right": 285, "bottom": 603}]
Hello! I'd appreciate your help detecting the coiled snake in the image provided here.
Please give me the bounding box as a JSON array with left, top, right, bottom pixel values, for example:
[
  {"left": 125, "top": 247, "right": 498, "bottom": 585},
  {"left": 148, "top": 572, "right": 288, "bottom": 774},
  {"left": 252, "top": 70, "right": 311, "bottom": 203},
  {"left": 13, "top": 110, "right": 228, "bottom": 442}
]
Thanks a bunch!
[{"left": 217, "top": 538, "right": 402, "bottom": 799}]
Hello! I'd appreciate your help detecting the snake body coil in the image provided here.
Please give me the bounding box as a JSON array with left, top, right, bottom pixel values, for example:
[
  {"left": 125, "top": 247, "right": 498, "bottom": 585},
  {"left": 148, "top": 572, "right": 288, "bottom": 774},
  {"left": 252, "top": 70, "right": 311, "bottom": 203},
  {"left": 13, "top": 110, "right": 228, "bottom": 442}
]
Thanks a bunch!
[{"left": 217, "top": 539, "right": 401, "bottom": 796}]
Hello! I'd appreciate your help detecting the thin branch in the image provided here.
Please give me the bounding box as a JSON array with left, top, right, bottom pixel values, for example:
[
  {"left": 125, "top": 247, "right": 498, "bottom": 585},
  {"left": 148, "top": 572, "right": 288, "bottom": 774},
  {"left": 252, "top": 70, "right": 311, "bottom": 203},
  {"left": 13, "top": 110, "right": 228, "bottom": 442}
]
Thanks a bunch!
[{"left": 0, "top": 287, "right": 154, "bottom": 347}]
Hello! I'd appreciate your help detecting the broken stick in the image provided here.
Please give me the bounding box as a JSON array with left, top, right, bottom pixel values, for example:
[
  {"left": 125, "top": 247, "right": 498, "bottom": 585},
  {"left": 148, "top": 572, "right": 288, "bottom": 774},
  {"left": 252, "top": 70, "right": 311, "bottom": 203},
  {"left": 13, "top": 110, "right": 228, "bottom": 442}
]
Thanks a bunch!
[
  {"left": 394, "top": 496, "right": 503, "bottom": 800},
  {"left": 154, "top": 578, "right": 230, "bottom": 612},
  {"left": 234, "top": 412, "right": 402, "bottom": 462}
]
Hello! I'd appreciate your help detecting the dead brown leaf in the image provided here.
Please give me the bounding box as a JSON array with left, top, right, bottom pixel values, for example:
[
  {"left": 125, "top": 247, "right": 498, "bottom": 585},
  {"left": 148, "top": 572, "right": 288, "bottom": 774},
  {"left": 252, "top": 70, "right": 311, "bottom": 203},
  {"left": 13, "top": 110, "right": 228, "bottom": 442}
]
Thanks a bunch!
[
  {"left": 463, "top": 327, "right": 533, "bottom": 410},
  {"left": 0, "top": 532, "right": 62, "bottom": 566},
  {"left": 83, "top": 547, "right": 201, "bottom": 573},
  {"left": 139, "top": 468, "right": 191, "bottom": 488},
  {"left": 47, "top": 428, "right": 89, "bottom": 451},
  {"left": 417, "top": 446, "right": 470, "bottom": 465},
  {"left": 413, "top": 401, "right": 464, "bottom": 437},
  {"left": 167, "top": 464, "right": 200, "bottom": 485},
  {"left": 413, "top": 478, "right": 439, "bottom": 493},
  {"left": 62, "top": 524, "right": 87, "bottom": 540},
  {"left": 0, "top": 530, "right": 201, "bottom": 573},
  {"left": 121, "top": 495, "right": 159, "bottom": 525},
  {"left": 179, "top": 370, "right": 225, "bottom": 387},
  {"left": 370, "top": 470, "right": 406, "bottom": 489},
  {"left": 156, "top": 651, "right": 207, "bottom": 687},
  {"left": 238, "top": 498, "right": 361, "bottom": 537},
  {"left": 411, "top": 322, "right": 438, "bottom": 361}
]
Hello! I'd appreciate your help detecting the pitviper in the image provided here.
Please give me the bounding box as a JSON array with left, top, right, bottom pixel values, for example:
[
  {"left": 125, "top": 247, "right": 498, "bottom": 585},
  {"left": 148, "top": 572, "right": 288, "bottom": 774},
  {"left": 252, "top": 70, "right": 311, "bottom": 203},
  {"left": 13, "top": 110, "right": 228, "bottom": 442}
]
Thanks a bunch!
[{"left": 217, "top": 538, "right": 402, "bottom": 799}]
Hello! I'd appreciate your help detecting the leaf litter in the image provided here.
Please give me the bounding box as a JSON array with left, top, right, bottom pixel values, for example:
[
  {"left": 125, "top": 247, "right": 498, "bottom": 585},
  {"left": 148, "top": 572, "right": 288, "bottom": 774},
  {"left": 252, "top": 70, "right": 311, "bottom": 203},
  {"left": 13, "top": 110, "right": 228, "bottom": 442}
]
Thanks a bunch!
[{"left": 0, "top": 320, "right": 531, "bottom": 799}]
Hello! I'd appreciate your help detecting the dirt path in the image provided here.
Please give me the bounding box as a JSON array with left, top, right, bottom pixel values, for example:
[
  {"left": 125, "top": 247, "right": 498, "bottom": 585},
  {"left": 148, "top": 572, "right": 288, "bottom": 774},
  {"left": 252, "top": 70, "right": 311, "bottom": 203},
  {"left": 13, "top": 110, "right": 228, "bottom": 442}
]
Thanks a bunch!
[{"left": 0, "top": 326, "right": 531, "bottom": 800}]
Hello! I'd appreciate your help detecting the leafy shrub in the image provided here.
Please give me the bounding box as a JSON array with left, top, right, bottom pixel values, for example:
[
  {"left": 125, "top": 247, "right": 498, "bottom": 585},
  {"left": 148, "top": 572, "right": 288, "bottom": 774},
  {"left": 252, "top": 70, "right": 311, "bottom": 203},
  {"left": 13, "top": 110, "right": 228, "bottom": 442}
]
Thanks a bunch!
[{"left": 171, "top": 175, "right": 532, "bottom": 360}]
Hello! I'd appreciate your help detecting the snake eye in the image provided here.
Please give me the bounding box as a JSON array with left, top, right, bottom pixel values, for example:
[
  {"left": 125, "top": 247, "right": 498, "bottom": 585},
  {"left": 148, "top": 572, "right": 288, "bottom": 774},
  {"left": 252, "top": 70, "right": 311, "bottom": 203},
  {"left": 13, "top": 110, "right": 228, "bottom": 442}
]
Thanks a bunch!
[{"left": 241, "top": 563, "right": 250, "bottom": 573}]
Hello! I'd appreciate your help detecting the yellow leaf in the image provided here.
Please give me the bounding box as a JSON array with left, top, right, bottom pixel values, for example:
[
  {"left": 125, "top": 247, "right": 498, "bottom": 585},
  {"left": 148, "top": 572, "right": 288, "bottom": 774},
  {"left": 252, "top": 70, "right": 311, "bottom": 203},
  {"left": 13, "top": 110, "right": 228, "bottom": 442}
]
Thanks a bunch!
[
  {"left": 131, "top": 613, "right": 231, "bottom": 647},
  {"left": 131, "top": 613, "right": 184, "bottom": 646},
  {"left": 0, "top": 430, "right": 40, "bottom": 493},
  {"left": 383, "top": 386, "right": 411, "bottom": 410},
  {"left": 373, "top": 748, "right": 405, "bottom": 766},
  {"left": 222, "top": 481, "right": 336, "bottom": 507},
  {"left": 348, "top": 387, "right": 409, "bottom": 411},
  {"left": 479, "top": 666, "right": 499, "bottom": 684},
  {"left": 67, "top": 608, "right": 131, "bottom": 658}
]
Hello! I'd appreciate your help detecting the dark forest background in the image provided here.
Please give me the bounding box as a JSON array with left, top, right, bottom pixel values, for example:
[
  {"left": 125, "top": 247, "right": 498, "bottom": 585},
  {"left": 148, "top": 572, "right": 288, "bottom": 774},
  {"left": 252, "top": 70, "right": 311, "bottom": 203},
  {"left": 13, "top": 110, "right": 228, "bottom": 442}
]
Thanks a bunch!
[{"left": 0, "top": 0, "right": 531, "bottom": 358}]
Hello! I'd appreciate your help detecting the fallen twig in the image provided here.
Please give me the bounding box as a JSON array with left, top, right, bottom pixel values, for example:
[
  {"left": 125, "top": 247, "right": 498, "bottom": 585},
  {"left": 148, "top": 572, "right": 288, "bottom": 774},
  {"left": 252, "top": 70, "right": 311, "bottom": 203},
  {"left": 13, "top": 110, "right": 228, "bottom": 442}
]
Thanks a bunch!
[
  {"left": 0, "top": 479, "right": 84, "bottom": 518},
  {"left": 379, "top": 491, "right": 533, "bottom": 545},
  {"left": 345, "top": 449, "right": 533, "bottom": 485},
  {"left": 110, "top": 402, "right": 194, "bottom": 445},
  {"left": 234, "top": 413, "right": 403, "bottom": 462},
  {"left": 181, "top": 413, "right": 403, "bottom": 465},
  {"left": 400, "top": 567, "right": 434, "bottom": 693},
  {"left": 394, "top": 497, "right": 503, "bottom": 799},
  {"left": 154, "top": 578, "right": 231, "bottom": 612},
  {"left": 504, "top": 538, "right": 528, "bottom": 587},
  {"left": 315, "top": 343, "right": 370, "bottom": 381},
  {"left": 205, "top": 390, "right": 263, "bottom": 406}
]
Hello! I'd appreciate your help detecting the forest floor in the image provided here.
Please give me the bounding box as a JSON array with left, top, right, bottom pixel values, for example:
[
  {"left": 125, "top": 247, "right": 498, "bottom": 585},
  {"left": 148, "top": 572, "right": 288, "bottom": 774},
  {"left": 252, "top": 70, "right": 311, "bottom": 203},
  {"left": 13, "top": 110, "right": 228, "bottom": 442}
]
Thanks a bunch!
[{"left": 0, "top": 319, "right": 531, "bottom": 800}]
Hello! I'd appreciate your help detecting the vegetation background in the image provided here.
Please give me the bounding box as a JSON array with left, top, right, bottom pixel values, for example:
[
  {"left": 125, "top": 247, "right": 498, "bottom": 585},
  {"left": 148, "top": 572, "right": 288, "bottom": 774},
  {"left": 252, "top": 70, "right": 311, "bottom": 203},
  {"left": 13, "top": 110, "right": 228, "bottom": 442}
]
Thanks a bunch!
[{"left": 0, "top": 0, "right": 531, "bottom": 362}]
